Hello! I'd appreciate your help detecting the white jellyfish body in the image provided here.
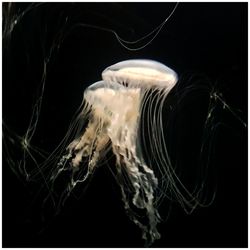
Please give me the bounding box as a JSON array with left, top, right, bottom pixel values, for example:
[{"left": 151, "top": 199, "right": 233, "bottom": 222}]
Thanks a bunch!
[{"left": 61, "top": 60, "right": 178, "bottom": 245}]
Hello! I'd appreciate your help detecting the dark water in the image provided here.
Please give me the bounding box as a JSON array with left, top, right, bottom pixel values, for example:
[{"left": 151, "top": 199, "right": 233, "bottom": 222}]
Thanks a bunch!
[{"left": 2, "top": 2, "right": 247, "bottom": 247}]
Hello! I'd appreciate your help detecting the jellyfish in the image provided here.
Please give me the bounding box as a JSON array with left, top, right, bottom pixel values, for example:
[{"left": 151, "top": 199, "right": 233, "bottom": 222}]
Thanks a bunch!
[
  {"left": 54, "top": 59, "right": 177, "bottom": 245},
  {"left": 3, "top": 58, "right": 216, "bottom": 246}
]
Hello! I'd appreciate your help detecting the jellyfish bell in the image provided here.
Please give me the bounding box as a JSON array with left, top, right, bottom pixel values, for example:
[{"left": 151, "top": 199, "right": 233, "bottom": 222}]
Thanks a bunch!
[
  {"left": 84, "top": 80, "right": 141, "bottom": 124},
  {"left": 102, "top": 59, "right": 178, "bottom": 89}
]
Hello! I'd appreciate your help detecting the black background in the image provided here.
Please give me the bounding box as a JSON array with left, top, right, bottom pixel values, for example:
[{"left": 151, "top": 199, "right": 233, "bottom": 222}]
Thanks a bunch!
[{"left": 2, "top": 2, "right": 247, "bottom": 247}]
